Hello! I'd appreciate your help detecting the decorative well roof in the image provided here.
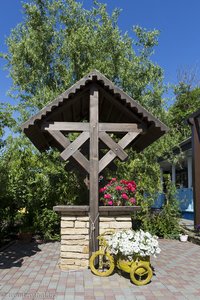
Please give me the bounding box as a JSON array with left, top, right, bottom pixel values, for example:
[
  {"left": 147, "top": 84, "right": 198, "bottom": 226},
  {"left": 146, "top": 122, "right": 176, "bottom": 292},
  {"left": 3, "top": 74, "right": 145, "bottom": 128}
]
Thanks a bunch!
[{"left": 21, "top": 70, "right": 168, "bottom": 152}]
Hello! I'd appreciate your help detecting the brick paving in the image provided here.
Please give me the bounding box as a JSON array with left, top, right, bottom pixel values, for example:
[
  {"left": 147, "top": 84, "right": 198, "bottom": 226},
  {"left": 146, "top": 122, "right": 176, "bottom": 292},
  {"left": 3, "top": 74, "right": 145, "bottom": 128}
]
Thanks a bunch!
[{"left": 0, "top": 239, "right": 200, "bottom": 300}]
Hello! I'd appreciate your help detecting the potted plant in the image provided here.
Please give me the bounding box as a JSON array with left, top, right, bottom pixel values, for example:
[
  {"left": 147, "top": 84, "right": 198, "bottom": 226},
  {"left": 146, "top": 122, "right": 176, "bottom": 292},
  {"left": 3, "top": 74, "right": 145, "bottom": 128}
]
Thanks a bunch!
[
  {"left": 99, "top": 178, "right": 137, "bottom": 206},
  {"left": 16, "top": 208, "right": 34, "bottom": 242},
  {"left": 18, "top": 226, "right": 34, "bottom": 242},
  {"left": 179, "top": 233, "right": 188, "bottom": 242},
  {"left": 89, "top": 229, "right": 161, "bottom": 285},
  {"left": 108, "top": 229, "right": 161, "bottom": 260},
  {"left": 108, "top": 229, "right": 160, "bottom": 285}
]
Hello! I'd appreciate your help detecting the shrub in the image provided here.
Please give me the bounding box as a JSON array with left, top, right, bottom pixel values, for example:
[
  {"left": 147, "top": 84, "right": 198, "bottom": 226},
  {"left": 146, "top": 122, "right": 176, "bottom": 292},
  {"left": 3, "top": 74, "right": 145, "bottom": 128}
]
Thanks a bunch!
[
  {"left": 133, "top": 175, "right": 181, "bottom": 239},
  {"left": 34, "top": 208, "right": 60, "bottom": 241}
]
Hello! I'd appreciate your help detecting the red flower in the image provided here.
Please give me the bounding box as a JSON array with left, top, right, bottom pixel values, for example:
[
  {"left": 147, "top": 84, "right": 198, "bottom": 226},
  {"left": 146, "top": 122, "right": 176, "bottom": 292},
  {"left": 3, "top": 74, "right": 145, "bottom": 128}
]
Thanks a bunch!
[
  {"left": 111, "top": 178, "right": 117, "bottom": 182},
  {"left": 104, "top": 194, "right": 112, "bottom": 199},
  {"left": 122, "top": 193, "right": 129, "bottom": 200},
  {"left": 120, "top": 179, "right": 126, "bottom": 184},
  {"left": 99, "top": 178, "right": 137, "bottom": 206},
  {"left": 99, "top": 187, "right": 107, "bottom": 193},
  {"left": 115, "top": 185, "right": 123, "bottom": 191},
  {"left": 127, "top": 183, "right": 133, "bottom": 190},
  {"left": 129, "top": 197, "right": 136, "bottom": 204}
]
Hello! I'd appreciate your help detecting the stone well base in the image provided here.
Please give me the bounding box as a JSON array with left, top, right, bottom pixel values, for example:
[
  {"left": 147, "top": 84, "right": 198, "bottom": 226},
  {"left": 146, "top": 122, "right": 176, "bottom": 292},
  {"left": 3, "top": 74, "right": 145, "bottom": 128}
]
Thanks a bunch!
[
  {"left": 60, "top": 213, "right": 89, "bottom": 270},
  {"left": 54, "top": 205, "right": 141, "bottom": 270}
]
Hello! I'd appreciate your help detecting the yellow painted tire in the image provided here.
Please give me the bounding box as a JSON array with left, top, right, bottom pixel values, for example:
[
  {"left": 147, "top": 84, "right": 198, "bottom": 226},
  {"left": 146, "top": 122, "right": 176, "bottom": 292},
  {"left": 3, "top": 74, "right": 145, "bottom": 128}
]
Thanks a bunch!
[
  {"left": 89, "top": 250, "right": 115, "bottom": 277},
  {"left": 130, "top": 263, "right": 153, "bottom": 286}
]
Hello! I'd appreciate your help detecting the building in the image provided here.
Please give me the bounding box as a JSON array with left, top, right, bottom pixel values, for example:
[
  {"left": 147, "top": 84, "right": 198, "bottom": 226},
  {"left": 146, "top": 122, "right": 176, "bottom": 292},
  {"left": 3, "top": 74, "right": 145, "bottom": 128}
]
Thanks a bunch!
[{"left": 158, "top": 137, "right": 193, "bottom": 219}]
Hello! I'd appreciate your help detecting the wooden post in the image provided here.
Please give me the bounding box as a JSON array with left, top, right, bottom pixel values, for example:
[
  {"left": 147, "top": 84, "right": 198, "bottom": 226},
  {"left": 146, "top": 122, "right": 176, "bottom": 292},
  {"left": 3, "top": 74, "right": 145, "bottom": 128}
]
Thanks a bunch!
[
  {"left": 187, "top": 152, "right": 192, "bottom": 188},
  {"left": 89, "top": 84, "right": 99, "bottom": 256},
  {"left": 171, "top": 164, "right": 176, "bottom": 184},
  {"left": 192, "top": 118, "right": 200, "bottom": 226}
]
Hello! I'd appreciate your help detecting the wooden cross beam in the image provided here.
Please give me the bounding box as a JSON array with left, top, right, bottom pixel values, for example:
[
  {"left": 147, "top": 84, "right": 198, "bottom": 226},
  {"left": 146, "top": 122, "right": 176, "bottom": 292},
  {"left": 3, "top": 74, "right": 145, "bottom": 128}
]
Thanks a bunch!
[
  {"left": 60, "top": 132, "right": 90, "bottom": 161},
  {"left": 99, "top": 132, "right": 140, "bottom": 173},
  {"left": 43, "top": 122, "right": 140, "bottom": 133},
  {"left": 44, "top": 123, "right": 142, "bottom": 174},
  {"left": 46, "top": 130, "right": 90, "bottom": 173}
]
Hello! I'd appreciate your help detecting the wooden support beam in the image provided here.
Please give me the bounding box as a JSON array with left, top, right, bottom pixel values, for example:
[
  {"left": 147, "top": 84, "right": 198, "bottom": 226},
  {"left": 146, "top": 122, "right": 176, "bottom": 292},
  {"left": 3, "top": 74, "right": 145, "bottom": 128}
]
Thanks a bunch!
[
  {"left": 60, "top": 131, "right": 89, "bottom": 161},
  {"left": 46, "top": 130, "right": 70, "bottom": 148},
  {"left": 47, "top": 130, "right": 90, "bottom": 173},
  {"left": 99, "top": 123, "right": 142, "bottom": 132},
  {"left": 89, "top": 84, "right": 99, "bottom": 257},
  {"left": 44, "top": 122, "right": 142, "bottom": 133},
  {"left": 42, "top": 122, "right": 89, "bottom": 132},
  {"left": 99, "top": 131, "right": 140, "bottom": 173},
  {"left": 99, "top": 132, "right": 128, "bottom": 161}
]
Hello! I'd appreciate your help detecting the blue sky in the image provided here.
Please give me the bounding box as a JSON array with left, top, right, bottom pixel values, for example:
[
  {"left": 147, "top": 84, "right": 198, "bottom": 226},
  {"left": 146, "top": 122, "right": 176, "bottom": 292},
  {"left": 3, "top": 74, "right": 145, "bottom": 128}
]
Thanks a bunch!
[{"left": 1, "top": 0, "right": 200, "bottom": 107}]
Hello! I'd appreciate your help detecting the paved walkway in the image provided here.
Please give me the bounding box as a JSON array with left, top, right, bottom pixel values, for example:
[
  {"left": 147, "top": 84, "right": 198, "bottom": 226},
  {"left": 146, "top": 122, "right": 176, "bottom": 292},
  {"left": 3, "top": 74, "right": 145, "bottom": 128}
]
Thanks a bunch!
[
  {"left": 180, "top": 218, "right": 194, "bottom": 230},
  {"left": 0, "top": 239, "right": 200, "bottom": 300}
]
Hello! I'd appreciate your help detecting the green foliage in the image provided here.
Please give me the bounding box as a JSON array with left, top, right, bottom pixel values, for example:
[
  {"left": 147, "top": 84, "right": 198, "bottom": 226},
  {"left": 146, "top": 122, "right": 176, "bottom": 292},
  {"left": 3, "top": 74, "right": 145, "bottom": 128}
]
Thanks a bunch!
[
  {"left": 3, "top": 0, "right": 165, "bottom": 120},
  {"left": 133, "top": 175, "right": 181, "bottom": 239},
  {"left": 0, "top": 103, "right": 15, "bottom": 147},
  {"left": 169, "top": 85, "right": 200, "bottom": 140},
  {"left": 0, "top": 134, "right": 85, "bottom": 239},
  {"left": 113, "top": 149, "right": 162, "bottom": 205},
  {"left": 34, "top": 208, "right": 60, "bottom": 240},
  {"left": 0, "top": 0, "right": 184, "bottom": 241}
]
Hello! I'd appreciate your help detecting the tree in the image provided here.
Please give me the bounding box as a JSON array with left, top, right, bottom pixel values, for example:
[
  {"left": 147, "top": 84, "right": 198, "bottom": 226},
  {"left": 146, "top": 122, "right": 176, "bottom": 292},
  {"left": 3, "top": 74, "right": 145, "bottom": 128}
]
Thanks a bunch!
[
  {"left": 4, "top": 0, "right": 165, "bottom": 121},
  {"left": 0, "top": 103, "right": 13, "bottom": 137},
  {"left": 169, "top": 85, "right": 200, "bottom": 139},
  {"left": 0, "top": 134, "right": 83, "bottom": 239},
  {"left": 1, "top": 0, "right": 172, "bottom": 238}
]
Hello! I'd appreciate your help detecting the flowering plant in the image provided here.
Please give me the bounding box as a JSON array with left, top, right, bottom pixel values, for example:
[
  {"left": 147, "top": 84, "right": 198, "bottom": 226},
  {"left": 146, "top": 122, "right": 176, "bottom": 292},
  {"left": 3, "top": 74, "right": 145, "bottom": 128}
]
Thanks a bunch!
[
  {"left": 99, "top": 178, "right": 137, "bottom": 206},
  {"left": 108, "top": 229, "right": 161, "bottom": 261}
]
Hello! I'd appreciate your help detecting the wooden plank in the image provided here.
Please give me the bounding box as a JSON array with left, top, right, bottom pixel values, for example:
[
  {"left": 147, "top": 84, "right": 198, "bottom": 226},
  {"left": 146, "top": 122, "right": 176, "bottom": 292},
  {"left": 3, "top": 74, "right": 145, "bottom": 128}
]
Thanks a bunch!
[
  {"left": 99, "top": 206, "right": 141, "bottom": 212},
  {"left": 99, "top": 132, "right": 140, "bottom": 173},
  {"left": 47, "top": 130, "right": 70, "bottom": 148},
  {"left": 72, "top": 100, "right": 81, "bottom": 122},
  {"left": 47, "top": 130, "right": 90, "bottom": 173},
  {"left": 81, "top": 93, "right": 89, "bottom": 119},
  {"left": 105, "top": 103, "right": 114, "bottom": 122},
  {"left": 99, "top": 123, "right": 142, "bottom": 132},
  {"left": 43, "top": 89, "right": 89, "bottom": 123},
  {"left": 98, "top": 86, "right": 147, "bottom": 127},
  {"left": 42, "top": 122, "right": 89, "bottom": 132},
  {"left": 60, "top": 131, "right": 89, "bottom": 161},
  {"left": 62, "top": 104, "right": 73, "bottom": 122},
  {"left": 89, "top": 84, "right": 99, "bottom": 257},
  {"left": 99, "top": 131, "right": 128, "bottom": 161},
  {"left": 53, "top": 205, "right": 89, "bottom": 212}
]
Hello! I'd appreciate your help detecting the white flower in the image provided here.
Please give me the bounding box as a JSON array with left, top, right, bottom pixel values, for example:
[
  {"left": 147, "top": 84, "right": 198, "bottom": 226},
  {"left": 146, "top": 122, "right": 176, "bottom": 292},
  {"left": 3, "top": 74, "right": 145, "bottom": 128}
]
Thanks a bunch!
[{"left": 108, "top": 229, "right": 161, "bottom": 259}]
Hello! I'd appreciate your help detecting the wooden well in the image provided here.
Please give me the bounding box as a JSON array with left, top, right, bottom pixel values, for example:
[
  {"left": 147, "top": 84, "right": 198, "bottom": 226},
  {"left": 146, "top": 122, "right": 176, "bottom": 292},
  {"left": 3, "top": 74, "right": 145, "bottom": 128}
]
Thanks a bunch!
[{"left": 21, "top": 70, "right": 168, "bottom": 268}]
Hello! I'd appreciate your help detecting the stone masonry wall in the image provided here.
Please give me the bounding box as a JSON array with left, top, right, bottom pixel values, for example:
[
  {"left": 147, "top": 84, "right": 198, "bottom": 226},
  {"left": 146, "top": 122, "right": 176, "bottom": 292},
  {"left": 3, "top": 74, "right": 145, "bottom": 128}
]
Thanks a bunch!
[
  {"left": 100, "top": 216, "right": 132, "bottom": 234},
  {"left": 60, "top": 214, "right": 89, "bottom": 270},
  {"left": 59, "top": 212, "right": 132, "bottom": 270}
]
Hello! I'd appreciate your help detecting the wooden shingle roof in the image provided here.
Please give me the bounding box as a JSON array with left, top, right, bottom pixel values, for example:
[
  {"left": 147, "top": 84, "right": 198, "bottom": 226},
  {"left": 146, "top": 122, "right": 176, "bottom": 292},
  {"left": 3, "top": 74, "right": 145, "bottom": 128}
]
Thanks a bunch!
[{"left": 21, "top": 70, "right": 168, "bottom": 152}]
